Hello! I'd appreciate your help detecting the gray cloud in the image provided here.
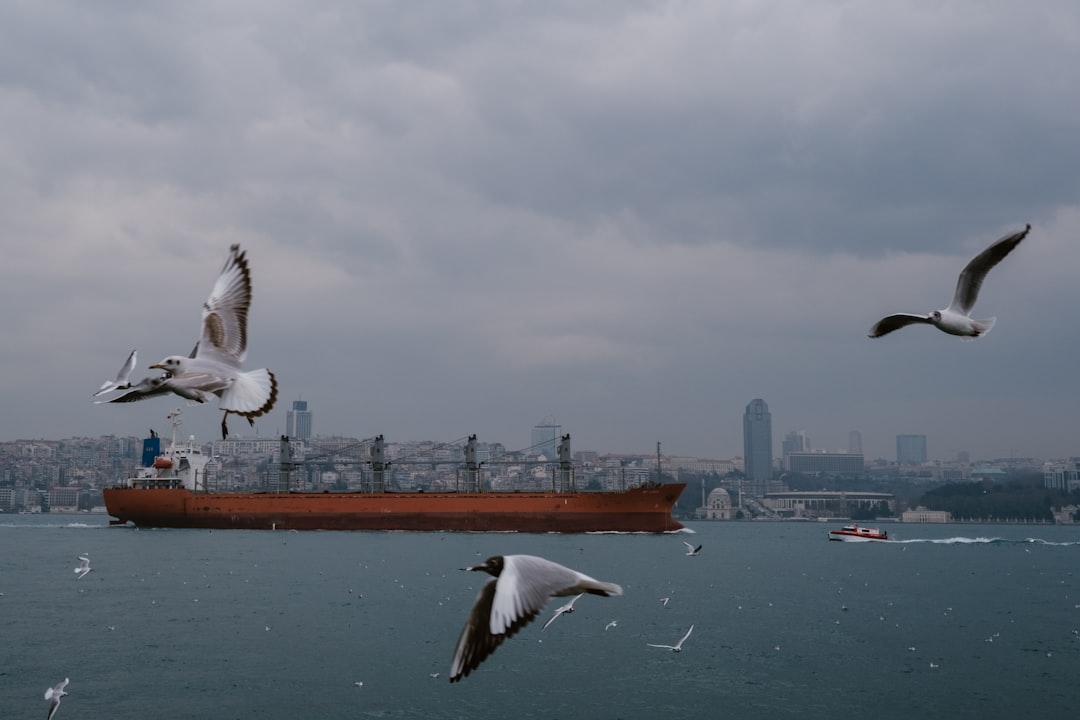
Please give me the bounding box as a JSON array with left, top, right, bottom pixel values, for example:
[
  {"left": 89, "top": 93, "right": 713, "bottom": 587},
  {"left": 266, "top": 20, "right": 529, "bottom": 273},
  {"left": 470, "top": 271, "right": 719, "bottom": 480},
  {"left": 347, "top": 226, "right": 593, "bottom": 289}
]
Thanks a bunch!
[{"left": 1, "top": 1, "right": 1078, "bottom": 461}]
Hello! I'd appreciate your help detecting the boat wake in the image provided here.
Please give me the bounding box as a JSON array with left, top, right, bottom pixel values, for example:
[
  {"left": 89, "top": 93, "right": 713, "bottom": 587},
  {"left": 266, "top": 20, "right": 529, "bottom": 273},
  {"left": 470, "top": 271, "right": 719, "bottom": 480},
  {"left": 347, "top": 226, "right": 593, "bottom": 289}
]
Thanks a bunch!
[{"left": 894, "top": 537, "right": 1080, "bottom": 547}]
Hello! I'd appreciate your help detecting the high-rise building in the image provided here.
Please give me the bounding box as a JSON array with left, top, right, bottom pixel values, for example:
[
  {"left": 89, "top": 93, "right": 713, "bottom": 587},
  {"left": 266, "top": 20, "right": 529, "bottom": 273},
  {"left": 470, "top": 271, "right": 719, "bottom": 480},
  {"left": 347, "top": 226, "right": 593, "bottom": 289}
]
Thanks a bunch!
[
  {"left": 848, "top": 430, "right": 863, "bottom": 455},
  {"left": 782, "top": 430, "right": 810, "bottom": 458},
  {"left": 287, "top": 400, "right": 313, "bottom": 440},
  {"left": 743, "top": 399, "right": 773, "bottom": 496},
  {"left": 896, "top": 434, "right": 927, "bottom": 464},
  {"left": 531, "top": 417, "right": 560, "bottom": 459}
]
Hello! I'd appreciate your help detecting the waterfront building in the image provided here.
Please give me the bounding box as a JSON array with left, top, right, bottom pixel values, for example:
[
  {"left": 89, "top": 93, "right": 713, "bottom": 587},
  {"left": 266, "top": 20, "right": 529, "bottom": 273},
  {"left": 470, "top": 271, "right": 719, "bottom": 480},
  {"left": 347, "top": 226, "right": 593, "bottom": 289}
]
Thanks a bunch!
[
  {"left": 848, "top": 430, "right": 863, "bottom": 455},
  {"left": 743, "top": 399, "right": 773, "bottom": 497},
  {"left": 896, "top": 434, "right": 928, "bottom": 464},
  {"left": 781, "top": 430, "right": 810, "bottom": 459},
  {"left": 763, "top": 491, "right": 894, "bottom": 519},
  {"left": 901, "top": 506, "right": 953, "bottom": 523},
  {"left": 704, "top": 487, "right": 732, "bottom": 520}
]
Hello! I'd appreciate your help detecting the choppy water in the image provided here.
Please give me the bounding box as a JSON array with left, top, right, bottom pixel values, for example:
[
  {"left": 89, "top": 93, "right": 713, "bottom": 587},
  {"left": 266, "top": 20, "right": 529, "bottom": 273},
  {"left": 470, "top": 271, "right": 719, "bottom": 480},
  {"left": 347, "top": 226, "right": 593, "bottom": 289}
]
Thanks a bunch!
[{"left": 2, "top": 516, "right": 1078, "bottom": 719}]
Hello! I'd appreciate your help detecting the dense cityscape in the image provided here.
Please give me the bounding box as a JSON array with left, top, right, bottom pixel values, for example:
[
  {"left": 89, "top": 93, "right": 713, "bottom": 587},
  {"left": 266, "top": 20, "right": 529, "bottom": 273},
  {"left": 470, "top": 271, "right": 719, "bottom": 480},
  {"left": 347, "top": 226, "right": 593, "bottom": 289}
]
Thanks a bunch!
[{"left": 2, "top": 399, "right": 1078, "bottom": 523}]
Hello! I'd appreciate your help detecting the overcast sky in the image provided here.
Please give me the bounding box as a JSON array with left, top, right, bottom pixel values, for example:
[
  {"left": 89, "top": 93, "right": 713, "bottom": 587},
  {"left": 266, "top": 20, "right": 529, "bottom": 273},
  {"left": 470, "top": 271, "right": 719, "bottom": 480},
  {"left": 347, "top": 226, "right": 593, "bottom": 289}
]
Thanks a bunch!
[{"left": 2, "top": 1, "right": 1078, "bottom": 463}]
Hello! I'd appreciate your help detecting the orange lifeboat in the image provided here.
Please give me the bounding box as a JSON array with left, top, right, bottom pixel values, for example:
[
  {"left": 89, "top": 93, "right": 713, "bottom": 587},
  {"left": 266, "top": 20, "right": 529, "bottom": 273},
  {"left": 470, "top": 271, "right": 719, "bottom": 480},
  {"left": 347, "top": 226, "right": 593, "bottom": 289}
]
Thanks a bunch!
[{"left": 153, "top": 456, "right": 173, "bottom": 469}]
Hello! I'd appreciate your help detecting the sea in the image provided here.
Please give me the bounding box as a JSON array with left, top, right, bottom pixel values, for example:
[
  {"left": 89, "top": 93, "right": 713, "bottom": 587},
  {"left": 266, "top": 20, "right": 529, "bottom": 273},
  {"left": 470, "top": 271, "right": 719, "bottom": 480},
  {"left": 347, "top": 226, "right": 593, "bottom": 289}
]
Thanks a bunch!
[{"left": 2, "top": 515, "right": 1078, "bottom": 720}]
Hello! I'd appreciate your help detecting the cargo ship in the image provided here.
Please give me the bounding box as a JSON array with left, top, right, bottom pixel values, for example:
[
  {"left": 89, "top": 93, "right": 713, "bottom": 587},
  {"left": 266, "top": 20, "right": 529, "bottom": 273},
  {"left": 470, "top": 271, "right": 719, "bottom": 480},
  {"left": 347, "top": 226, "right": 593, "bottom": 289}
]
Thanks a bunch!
[{"left": 103, "top": 413, "right": 685, "bottom": 533}]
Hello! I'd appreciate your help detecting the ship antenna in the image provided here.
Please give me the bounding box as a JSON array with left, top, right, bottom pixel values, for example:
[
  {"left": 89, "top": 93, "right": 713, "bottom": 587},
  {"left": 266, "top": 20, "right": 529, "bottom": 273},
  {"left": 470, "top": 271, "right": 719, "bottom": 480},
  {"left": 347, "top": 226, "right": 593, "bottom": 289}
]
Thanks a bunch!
[{"left": 166, "top": 409, "right": 183, "bottom": 452}]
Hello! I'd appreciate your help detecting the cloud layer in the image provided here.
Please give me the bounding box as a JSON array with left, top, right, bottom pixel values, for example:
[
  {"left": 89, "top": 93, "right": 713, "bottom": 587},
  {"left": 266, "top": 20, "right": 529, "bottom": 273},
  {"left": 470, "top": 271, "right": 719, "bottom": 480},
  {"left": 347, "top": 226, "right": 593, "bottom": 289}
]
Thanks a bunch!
[{"left": 2, "top": 1, "right": 1078, "bottom": 461}]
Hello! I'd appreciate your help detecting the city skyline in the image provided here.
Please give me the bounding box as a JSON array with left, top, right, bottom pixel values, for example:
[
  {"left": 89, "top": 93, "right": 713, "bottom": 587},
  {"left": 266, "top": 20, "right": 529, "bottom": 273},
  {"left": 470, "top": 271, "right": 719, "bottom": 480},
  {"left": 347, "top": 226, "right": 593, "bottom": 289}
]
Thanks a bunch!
[{"left": 2, "top": 3, "right": 1080, "bottom": 462}]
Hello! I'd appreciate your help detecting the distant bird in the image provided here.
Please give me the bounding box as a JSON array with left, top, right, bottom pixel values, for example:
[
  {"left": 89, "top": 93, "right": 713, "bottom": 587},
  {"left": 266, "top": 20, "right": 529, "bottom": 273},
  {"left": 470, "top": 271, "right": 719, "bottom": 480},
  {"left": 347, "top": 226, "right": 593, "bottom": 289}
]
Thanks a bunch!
[
  {"left": 98, "top": 245, "right": 278, "bottom": 439},
  {"left": 93, "top": 350, "right": 137, "bottom": 397},
  {"left": 605, "top": 620, "right": 618, "bottom": 631},
  {"left": 74, "top": 556, "right": 92, "bottom": 580},
  {"left": 45, "top": 678, "right": 68, "bottom": 720},
  {"left": 868, "top": 224, "right": 1030, "bottom": 339},
  {"left": 449, "top": 554, "right": 622, "bottom": 682},
  {"left": 682, "top": 541, "right": 702, "bottom": 556},
  {"left": 541, "top": 593, "right": 585, "bottom": 631},
  {"left": 648, "top": 624, "right": 694, "bottom": 652},
  {"left": 659, "top": 596, "right": 670, "bottom": 606}
]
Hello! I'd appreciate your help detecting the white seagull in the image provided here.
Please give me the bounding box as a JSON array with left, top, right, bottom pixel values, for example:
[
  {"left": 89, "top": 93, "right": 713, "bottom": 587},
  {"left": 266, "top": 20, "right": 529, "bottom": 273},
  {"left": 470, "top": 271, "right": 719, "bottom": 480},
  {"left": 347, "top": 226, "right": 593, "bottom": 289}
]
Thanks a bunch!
[
  {"left": 449, "top": 554, "right": 622, "bottom": 682},
  {"left": 683, "top": 541, "right": 702, "bottom": 556},
  {"left": 648, "top": 624, "right": 694, "bottom": 652},
  {"left": 868, "top": 224, "right": 1030, "bottom": 339},
  {"left": 74, "top": 555, "right": 92, "bottom": 580},
  {"left": 100, "top": 245, "right": 278, "bottom": 438},
  {"left": 45, "top": 678, "right": 69, "bottom": 720},
  {"left": 93, "top": 350, "right": 137, "bottom": 397},
  {"left": 541, "top": 593, "right": 585, "bottom": 631}
]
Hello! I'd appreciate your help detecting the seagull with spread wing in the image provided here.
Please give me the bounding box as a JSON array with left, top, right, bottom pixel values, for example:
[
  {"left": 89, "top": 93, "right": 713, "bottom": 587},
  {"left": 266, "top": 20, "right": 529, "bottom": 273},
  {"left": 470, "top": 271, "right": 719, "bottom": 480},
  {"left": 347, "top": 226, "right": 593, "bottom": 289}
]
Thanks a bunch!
[
  {"left": 868, "top": 224, "right": 1030, "bottom": 339},
  {"left": 449, "top": 555, "right": 622, "bottom": 682},
  {"left": 98, "top": 245, "right": 277, "bottom": 438},
  {"left": 648, "top": 624, "right": 694, "bottom": 652}
]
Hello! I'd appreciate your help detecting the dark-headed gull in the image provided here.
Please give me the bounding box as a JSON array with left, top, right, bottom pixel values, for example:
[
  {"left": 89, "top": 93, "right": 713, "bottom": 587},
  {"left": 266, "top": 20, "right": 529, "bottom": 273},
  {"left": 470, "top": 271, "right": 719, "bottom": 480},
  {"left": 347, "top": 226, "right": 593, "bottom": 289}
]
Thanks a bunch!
[
  {"left": 868, "top": 224, "right": 1030, "bottom": 339},
  {"left": 45, "top": 678, "right": 68, "bottom": 720},
  {"left": 449, "top": 555, "right": 622, "bottom": 682},
  {"left": 102, "top": 245, "right": 278, "bottom": 439},
  {"left": 74, "top": 555, "right": 91, "bottom": 580},
  {"left": 648, "top": 624, "right": 694, "bottom": 652},
  {"left": 93, "top": 350, "right": 137, "bottom": 397},
  {"left": 683, "top": 541, "right": 702, "bottom": 556}
]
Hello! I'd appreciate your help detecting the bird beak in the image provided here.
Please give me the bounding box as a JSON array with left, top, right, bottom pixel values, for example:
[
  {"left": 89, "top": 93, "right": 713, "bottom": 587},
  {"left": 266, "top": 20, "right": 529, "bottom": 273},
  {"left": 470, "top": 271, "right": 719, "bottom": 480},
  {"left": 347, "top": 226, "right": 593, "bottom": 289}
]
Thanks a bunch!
[
  {"left": 149, "top": 363, "right": 165, "bottom": 370},
  {"left": 461, "top": 565, "right": 483, "bottom": 572}
]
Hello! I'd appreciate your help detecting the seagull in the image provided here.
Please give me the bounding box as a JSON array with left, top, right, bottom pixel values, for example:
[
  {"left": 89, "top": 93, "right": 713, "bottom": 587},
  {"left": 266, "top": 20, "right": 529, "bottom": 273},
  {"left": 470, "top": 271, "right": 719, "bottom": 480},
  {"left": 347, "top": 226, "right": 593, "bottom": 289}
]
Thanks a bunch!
[
  {"left": 541, "top": 593, "right": 585, "bottom": 631},
  {"left": 45, "top": 678, "right": 68, "bottom": 720},
  {"left": 449, "top": 554, "right": 622, "bottom": 682},
  {"left": 605, "top": 620, "right": 618, "bottom": 631},
  {"left": 659, "top": 596, "right": 670, "bottom": 606},
  {"left": 101, "top": 245, "right": 278, "bottom": 439},
  {"left": 74, "top": 556, "right": 92, "bottom": 580},
  {"left": 648, "top": 624, "right": 694, "bottom": 652},
  {"left": 683, "top": 541, "right": 702, "bottom": 556},
  {"left": 868, "top": 224, "right": 1030, "bottom": 339},
  {"left": 93, "top": 350, "right": 137, "bottom": 397},
  {"left": 95, "top": 373, "right": 214, "bottom": 407}
]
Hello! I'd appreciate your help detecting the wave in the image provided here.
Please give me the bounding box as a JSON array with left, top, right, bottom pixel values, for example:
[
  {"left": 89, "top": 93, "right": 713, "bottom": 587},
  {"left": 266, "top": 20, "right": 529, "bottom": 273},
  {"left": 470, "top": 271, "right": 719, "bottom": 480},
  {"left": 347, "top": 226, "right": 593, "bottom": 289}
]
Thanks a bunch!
[{"left": 894, "top": 536, "right": 1080, "bottom": 547}]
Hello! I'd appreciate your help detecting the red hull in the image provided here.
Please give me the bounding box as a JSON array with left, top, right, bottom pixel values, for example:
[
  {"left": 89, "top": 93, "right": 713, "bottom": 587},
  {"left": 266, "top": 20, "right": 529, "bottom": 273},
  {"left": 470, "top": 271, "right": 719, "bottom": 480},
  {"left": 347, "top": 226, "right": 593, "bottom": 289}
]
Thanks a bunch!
[{"left": 103, "top": 484, "right": 686, "bottom": 533}]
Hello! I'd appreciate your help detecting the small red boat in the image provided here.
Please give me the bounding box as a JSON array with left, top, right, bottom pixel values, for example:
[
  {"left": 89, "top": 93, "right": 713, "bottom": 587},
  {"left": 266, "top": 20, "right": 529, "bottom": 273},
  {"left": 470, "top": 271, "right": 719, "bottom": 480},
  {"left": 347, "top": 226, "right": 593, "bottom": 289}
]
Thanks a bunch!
[{"left": 828, "top": 524, "right": 889, "bottom": 542}]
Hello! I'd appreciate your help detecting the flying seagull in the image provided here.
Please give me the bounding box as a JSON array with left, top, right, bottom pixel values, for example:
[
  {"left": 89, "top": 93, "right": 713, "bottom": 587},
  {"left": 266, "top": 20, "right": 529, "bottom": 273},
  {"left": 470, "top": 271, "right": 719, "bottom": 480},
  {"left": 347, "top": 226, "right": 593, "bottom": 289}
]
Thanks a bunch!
[
  {"left": 449, "top": 554, "right": 622, "bottom": 682},
  {"left": 45, "top": 678, "right": 69, "bottom": 720},
  {"left": 683, "top": 541, "right": 702, "bottom": 556},
  {"left": 541, "top": 593, "right": 585, "bottom": 631},
  {"left": 94, "top": 373, "right": 214, "bottom": 407},
  {"left": 648, "top": 624, "right": 694, "bottom": 652},
  {"left": 100, "top": 245, "right": 278, "bottom": 438},
  {"left": 868, "top": 224, "right": 1030, "bottom": 339},
  {"left": 74, "top": 555, "right": 92, "bottom": 580},
  {"left": 93, "top": 350, "right": 137, "bottom": 397}
]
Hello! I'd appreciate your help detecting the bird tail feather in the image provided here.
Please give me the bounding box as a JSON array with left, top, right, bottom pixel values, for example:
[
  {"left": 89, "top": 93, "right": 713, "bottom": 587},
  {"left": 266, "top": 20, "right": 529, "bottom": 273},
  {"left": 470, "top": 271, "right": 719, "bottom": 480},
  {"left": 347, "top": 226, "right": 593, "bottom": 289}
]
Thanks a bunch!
[{"left": 221, "top": 368, "right": 278, "bottom": 417}]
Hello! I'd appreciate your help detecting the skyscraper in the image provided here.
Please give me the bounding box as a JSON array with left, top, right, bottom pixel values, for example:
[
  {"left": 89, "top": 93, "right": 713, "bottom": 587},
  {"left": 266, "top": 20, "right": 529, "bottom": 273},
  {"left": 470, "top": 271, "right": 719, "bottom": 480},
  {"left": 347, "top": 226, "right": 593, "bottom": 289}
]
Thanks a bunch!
[
  {"left": 287, "top": 400, "right": 313, "bottom": 440},
  {"left": 896, "top": 434, "right": 927, "bottom": 464},
  {"left": 848, "top": 430, "right": 863, "bottom": 455},
  {"left": 531, "top": 416, "right": 560, "bottom": 459},
  {"left": 743, "top": 399, "right": 773, "bottom": 497}
]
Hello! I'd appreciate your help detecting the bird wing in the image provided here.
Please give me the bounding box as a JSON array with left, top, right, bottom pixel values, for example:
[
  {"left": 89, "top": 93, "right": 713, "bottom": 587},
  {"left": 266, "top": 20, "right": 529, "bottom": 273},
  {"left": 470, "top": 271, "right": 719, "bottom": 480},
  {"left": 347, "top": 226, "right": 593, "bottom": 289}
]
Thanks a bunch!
[
  {"left": 94, "top": 350, "right": 137, "bottom": 396},
  {"left": 449, "top": 579, "right": 533, "bottom": 682},
  {"left": 95, "top": 376, "right": 172, "bottom": 404},
  {"left": 682, "top": 541, "right": 694, "bottom": 551},
  {"left": 678, "top": 624, "right": 695, "bottom": 646},
  {"left": 647, "top": 643, "right": 676, "bottom": 649},
  {"left": 196, "top": 244, "right": 252, "bottom": 367},
  {"left": 948, "top": 224, "right": 1030, "bottom": 316},
  {"left": 868, "top": 313, "right": 933, "bottom": 338}
]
